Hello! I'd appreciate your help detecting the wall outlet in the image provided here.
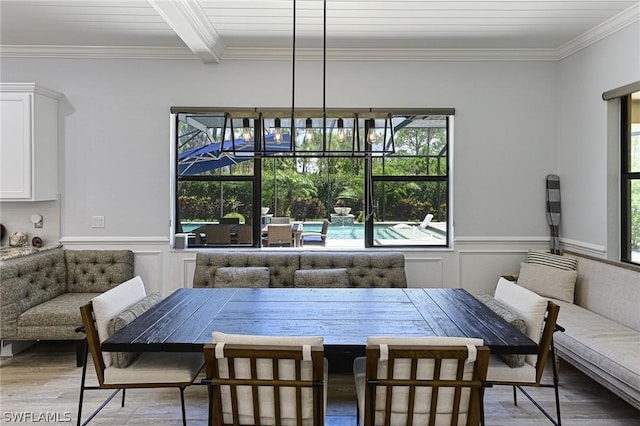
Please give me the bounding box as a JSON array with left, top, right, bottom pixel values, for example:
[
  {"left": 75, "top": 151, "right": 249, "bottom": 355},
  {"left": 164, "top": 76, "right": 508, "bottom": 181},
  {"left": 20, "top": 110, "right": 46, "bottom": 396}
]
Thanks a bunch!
[{"left": 92, "top": 216, "right": 105, "bottom": 228}]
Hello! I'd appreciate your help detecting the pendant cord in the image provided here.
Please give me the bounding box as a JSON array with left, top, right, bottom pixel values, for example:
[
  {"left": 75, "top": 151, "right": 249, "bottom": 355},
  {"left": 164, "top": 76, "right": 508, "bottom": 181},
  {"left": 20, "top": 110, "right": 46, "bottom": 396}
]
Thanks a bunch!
[{"left": 291, "top": 0, "right": 296, "bottom": 126}]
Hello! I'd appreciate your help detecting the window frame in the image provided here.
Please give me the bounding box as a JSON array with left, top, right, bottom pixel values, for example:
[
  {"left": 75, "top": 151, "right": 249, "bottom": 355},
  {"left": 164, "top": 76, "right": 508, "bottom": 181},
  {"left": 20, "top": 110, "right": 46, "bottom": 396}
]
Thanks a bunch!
[
  {"left": 171, "top": 109, "right": 453, "bottom": 250},
  {"left": 621, "top": 93, "right": 639, "bottom": 264}
]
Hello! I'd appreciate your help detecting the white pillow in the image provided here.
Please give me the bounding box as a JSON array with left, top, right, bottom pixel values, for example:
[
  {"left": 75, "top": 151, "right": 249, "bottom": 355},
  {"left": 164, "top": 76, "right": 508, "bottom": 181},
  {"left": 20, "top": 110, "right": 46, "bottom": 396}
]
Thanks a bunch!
[
  {"left": 494, "top": 277, "right": 548, "bottom": 366},
  {"left": 517, "top": 262, "right": 577, "bottom": 303},
  {"left": 91, "top": 275, "right": 147, "bottom": 367}
]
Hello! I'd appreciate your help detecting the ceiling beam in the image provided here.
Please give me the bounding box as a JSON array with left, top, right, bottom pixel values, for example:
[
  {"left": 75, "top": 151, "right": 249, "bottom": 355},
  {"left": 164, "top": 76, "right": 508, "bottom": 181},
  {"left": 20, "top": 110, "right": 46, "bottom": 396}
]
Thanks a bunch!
[{"left": 148, "top": 0, "right": 224, "bottom": 64}]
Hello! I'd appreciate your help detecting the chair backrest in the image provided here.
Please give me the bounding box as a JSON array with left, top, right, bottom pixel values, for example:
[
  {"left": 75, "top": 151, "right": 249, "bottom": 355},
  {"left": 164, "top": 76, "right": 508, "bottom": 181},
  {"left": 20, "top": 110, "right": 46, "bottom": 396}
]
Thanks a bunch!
[
  {"left": 270, "top": 217, "right": 291, "bottom": 224},
  {"left": 534, "top": 300, "right": 560, "bottom": 384},
  {"left": 204, "top": 333, "right": 324, "bottom": 426},
  {"left": 418, "top": 213, "right": 434, "bottom": 229},
  {"left": 267, "top": 224, "right": 292, "bottom": 246},
  {"left": 219, "top": 217, "right": 240, "bottom": 225},
  {"left": 363, "top": 337, "right": 489, "bottom": 426},
  {"left": 80, "top": 302, "right": 108, "bottom": 385},
  {"left": 205, "top": 224, "right": 232, "bottom": 244},
  {"left": 319, "top": 220, "right": 330, "bottom": 240},
  {"left": 235, "top": 224, "right": 252, "bottom": 245}
]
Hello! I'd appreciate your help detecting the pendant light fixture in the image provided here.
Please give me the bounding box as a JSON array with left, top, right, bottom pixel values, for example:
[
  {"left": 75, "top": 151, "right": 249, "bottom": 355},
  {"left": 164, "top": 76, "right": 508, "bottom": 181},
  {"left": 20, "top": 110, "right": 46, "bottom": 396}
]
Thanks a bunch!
[{"left": 222, "top": 0, "right": 395, "bottom": 158}]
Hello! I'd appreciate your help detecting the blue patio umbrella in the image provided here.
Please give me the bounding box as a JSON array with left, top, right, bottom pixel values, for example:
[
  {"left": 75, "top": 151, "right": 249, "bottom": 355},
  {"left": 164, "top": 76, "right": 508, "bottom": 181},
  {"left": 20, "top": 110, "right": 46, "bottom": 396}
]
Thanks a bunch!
[{"left": 178, "top": 133, "right": 292, "bottom": 176}]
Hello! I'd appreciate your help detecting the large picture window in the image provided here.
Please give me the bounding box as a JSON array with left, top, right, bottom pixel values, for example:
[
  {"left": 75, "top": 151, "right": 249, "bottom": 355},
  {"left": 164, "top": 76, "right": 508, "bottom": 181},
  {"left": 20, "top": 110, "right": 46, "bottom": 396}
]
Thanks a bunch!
[{"left": 172, "top": 109, "right": 452, "bottom": 249}]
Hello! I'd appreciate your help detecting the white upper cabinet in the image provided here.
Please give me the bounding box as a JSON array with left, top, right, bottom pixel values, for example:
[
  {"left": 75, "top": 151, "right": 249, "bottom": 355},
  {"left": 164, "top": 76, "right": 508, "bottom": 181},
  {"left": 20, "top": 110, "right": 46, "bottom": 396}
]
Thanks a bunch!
[{"left": 0, "top": 83, "right": 61, "bottom": 201}]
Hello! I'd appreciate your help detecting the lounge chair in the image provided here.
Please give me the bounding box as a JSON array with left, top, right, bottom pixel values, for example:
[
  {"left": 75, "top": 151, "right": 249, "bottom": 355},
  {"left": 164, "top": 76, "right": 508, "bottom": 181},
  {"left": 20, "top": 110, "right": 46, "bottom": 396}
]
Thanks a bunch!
[
  {"left": 393, "top": 213, "right": 433, "bottom": 230},
  {"left": 301, "top": 220, "right": 330, "bottom": 246}
]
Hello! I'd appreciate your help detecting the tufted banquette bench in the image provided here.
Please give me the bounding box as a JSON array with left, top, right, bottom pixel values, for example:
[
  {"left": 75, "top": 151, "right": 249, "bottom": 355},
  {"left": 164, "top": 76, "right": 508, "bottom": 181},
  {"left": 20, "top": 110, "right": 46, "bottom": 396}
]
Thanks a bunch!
[
  {"left": 193, "top": 251, "right": 407, "bottom": 288},
  {"left": 0, "top": 249, "right": 134, "bottom": 364}
]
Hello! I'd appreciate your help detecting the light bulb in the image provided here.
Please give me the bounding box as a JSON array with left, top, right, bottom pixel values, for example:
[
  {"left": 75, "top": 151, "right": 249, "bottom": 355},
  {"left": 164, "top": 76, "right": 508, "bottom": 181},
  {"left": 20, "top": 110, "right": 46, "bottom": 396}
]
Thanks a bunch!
[
  {"left": 337, "top": 118, "right": 345, "bottom": 142},
  {"left": 305, "top": 118, "right": 314, "bottom": 142},
  {"left": 242, "top": 118, "right": 251, "bottom": 142},
  {"left": 274, "top": 118, "right": 282, "bottom": 144},
  {"left": 367, "top": 119, "right": 376, "bottom": 144}
]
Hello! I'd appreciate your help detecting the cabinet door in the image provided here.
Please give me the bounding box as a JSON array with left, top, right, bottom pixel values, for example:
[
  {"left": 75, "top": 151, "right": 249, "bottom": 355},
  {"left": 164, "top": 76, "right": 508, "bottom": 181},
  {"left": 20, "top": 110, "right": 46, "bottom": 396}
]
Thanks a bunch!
[{"left": 0, "top": 93, "right": 32, "bottom": 199}]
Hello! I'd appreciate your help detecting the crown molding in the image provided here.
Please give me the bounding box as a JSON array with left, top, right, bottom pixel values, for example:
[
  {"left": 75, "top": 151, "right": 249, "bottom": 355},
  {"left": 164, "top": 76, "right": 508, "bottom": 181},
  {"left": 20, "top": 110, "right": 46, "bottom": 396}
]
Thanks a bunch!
[
  {"left": 0, "top": 44, "right": 561, "bottom": 61},
  {"left": 555, "top": 3, "right": 640, "bottom": 60},
  {"left": 0, "top": 45, "right": 200, "bottom": 60},
  {"left": 2, "top": 4, "right": 638, "bottom": 63},
  {"left": 221, "top": 47, "right": 560, "bottom": 61}
]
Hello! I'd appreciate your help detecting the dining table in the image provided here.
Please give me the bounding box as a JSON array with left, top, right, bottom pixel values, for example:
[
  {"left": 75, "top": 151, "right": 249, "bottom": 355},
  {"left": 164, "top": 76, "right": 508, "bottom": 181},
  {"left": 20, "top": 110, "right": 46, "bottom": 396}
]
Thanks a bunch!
[{"left": 102, "top": 287, "right": 538, "bottom": 357}]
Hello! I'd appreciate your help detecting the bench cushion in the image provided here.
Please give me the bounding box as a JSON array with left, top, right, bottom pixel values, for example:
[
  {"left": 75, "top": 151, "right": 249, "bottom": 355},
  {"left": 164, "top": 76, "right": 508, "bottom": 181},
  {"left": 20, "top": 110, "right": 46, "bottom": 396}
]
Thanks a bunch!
[
  {"left": 194, "top": 252, "right": 299, "bottom": 288},
  {"left": 299, "top": 252, "right": 407, "bottom": 288},
  {"left": 294, "top": 268, "right": 349, "bottom": 288},
  {"left": 553, "top": 300, "right": 640, "bottom": 409},
  {"left": 16, "top": 292, "right": 100, "bottom": 340},
  {"left": 214, "top": 267, "right": 270, "bottom": 288}
]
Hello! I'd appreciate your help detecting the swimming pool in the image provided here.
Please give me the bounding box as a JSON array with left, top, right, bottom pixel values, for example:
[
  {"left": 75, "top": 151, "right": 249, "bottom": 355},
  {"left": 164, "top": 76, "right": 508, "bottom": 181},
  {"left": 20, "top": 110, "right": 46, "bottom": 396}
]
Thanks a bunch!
[
  {"left": 302, "top": 222, "right": 443, "bottom": 242},
  {"left": 180, "top": 221, "right": 445, "bottom": 243}
]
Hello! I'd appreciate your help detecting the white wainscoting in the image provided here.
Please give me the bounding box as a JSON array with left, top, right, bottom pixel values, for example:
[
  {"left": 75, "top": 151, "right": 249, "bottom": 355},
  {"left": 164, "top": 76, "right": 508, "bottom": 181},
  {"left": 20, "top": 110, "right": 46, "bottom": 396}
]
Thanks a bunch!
[{"left": 59, "top": 235, "right": 598, "bottom": 295}]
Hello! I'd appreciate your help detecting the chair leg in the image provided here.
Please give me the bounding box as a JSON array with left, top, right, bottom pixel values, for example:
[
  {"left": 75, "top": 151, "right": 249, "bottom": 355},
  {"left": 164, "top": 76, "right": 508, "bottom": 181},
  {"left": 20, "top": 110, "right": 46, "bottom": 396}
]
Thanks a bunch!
[
  {"left": 121, "top": 389, "right": 126, "bottom": 407},
  {"left": 76, "top": 340, "right": 86, "bottom": 367},
  {"left": 180, "top": 386, "right": 187, "bottom": 426},
  {"left": 512, "top": 385, "right": 518, "bottom": 406},
  {"left": 550, "top": 341, "right": 562, "bottom": 425},
  {"left": 77, "top": 340, "right": 90, "bottom": 426}
]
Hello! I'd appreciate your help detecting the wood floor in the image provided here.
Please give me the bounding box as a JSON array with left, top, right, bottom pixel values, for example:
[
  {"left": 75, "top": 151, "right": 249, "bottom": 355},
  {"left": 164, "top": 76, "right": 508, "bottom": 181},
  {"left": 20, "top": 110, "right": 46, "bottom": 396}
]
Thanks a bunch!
[{"left": 1, "top": 341, "right": 638, "bottom": 425}]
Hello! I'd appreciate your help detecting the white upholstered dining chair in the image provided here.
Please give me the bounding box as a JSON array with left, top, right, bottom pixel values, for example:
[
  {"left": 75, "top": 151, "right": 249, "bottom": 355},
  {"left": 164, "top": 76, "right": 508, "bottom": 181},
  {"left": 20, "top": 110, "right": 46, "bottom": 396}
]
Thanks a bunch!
[
  {"left": 353, "top": 336, "right": 490, "bottom": 426},
  {"left": 485, "top": 278, "right": 563, "bottom": 425},
  {"left": 203, "top": 332, "right": 327, "bottom": 426},
  {"left": 77, "top": 276, "right": 203, "bottom": 426}
]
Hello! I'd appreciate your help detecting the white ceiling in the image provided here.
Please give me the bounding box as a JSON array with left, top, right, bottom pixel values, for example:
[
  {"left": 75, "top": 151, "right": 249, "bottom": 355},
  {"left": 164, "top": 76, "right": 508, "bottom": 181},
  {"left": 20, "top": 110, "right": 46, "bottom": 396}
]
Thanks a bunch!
[{"left": 1, "top": 0, "right": 638, "bottom": 62}]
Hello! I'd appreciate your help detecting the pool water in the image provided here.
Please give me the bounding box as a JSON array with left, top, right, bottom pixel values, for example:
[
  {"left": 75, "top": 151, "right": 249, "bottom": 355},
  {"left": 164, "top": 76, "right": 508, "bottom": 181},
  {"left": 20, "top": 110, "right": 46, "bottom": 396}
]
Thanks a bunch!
[
  {"left": 180, "top": 222, "right": 443, "bottom": 242},
  {"left": 303, "top": 222, "right": 439, "bottom": 241}
]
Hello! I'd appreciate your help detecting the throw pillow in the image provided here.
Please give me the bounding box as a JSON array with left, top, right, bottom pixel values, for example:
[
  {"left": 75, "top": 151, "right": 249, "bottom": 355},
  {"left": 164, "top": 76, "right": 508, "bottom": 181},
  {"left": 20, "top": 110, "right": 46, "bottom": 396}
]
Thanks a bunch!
[
  {"left": 494, "top": 277, "right": 548, "bottom": 366},
  {"left": 517, "top": 262, "right": 578, "bottom": 303},
  {"left": 108, "top": 292, "right": 162, "bottom": 368},
  {"left": 213, "top": 267, "right": 270, "bottom": 288},
  {"left": 294, "top": 268, "right": 349, "bottom": 288},
  {"left": 476, "top": 293, "right": 526, "bottom": 367},
  {"left": 526, "top": 249, "right": 577, "bottom": 271}
]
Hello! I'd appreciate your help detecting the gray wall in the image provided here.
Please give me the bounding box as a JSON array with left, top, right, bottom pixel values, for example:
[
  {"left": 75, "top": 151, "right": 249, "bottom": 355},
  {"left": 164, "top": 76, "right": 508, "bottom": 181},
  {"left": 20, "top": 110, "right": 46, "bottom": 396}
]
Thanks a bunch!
[
  {"left": 557, "top": 22, "right": 640, "bottom": 256},
  {"left": 1, "top": 21, "right": 636, "bottom": 294}
]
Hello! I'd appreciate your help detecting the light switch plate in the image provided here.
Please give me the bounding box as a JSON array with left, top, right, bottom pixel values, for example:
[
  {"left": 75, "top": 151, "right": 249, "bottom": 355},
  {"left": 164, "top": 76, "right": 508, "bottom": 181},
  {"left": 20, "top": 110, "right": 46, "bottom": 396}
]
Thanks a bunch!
[{"left": 92, "top": 216, "right": 105, "bottom": 228}]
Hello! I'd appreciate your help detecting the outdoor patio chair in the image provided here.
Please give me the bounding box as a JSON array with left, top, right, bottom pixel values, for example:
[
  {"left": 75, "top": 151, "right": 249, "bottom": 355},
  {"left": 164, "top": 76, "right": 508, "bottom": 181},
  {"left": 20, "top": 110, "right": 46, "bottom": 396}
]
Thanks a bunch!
[
  {"left": 205, "top": 224, "right": 232, "bottom": 245},
  {"left": 301, "top": 220, "right": 330, "bottom": 246},
  {"left": 353, "top": 336, "right": 490, "bottom": 426},
  {"left": 235, "top": 224, "right": 252, "bottom": 245},
  {"left": 203, "top": 332, "right": 326, "bottom": 426},
  {"left": 485, "top": 278, "right": 564, "bottom": 425},
  {"left": 270, "top": 216, "right": 291, "bottom": 224},
  {"left": 76, "top": 276, "right": 203, "bottom": 426},
  {"left": 266, "top": 223, "right": 292, "bottom": 246},
  {"left": 219, "top": 217, "right": 240, "bottom": 225},
  {"left": 393, "top": 213, "right": 433, "bottom": 230}
]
